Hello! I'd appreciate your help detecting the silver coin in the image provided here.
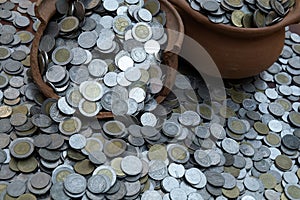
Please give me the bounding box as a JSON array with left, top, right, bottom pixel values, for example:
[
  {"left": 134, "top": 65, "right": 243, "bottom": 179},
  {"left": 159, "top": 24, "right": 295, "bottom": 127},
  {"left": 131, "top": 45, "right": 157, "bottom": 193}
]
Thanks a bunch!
[
  {"left": 168, "top": 163, "right": 185, "bottom": 178},
  {"left": 88, "top": 59, "right": 108, "bottom": 77},
  {"left": 58, "top": 97, "right": 76, "bottom": 115},
  {"left": 124, "top": 67, "right": 141, "bottom": 82},
  {"left": 140, "top": 112, "right": 157, "bottom": 127},
  {"left": 170, "top": 188, "right": 187, "bottom": 200},
  {"left": 104, "top": 72, "right": 118, "bottom": 87},
  {"left": 162, "top": 176, "right": 179, "bottom": 192},
  {"left": 31, "top": 114, "right": 52, "bottom": 128},
  {"left": 6, "top": 180, "right": 26, "bottom": 197},
  {"left": 185, "top": 168, "right": 203, "bottom": 185},
  {"left": 148, "top": 160, "right": 168, "bottom": 181},
  {"left": 131, "top": 47, "right": 147, "bottom": 63},
  {"left": 71, "top": 47, "right": 87, "bottom": 65},
  {"left": 141, "top": 190, "right": 162, "bottom": 200},
  {"left": 121, "top": 155, "right": 143, "bottom": 176},
  {"left": 78, "top": 31, "right": 97, "bottom": 49},
  {"left": 87, "top": 175, "right": 109, "bottom": 194},
  {"left": 69, "top": 134, "right": 87, "bottom": 150},
  {"left": 64, "top": 173, "right": 86, "bottom": 194},
  {"left": 69, "top": 65, "right": 90, "bottom": 84}
]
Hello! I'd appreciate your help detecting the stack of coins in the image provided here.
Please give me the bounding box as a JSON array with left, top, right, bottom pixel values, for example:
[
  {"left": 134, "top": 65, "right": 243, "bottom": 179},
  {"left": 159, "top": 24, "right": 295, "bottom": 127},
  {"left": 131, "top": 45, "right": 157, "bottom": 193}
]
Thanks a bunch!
[
  {"left": 39, "top": 0, "right": 167, "bottom": 118},
  {"left": 187, "top": 0, "right": 295, "bottom": 27}
]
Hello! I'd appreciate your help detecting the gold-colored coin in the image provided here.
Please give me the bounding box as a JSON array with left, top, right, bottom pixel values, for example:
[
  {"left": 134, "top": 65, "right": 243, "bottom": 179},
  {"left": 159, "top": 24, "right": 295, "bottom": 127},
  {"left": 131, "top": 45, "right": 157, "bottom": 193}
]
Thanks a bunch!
[
  {"left": 148, "top": 144, "right": 167, "bottom": 161},
  {"left": 254, "top": 122, "right": 269, "bottom": 135},
  {"left": 4, "top": 194, "right": 17, "bottom": 200},
  {"left": 286, "top": 184, "right": 300, "bottom": 199},
  {"left": 226, "top": 0, "right": 243, "bottom": 7},
  {"left": 276, "top": 99, "right": 291, "bottom": 111},
  {"left": 60, "top": 16, "right": 79, "bottom": 33},
  {"left": 0, "top": 182, "right": 8, "bottom": 194},
  {"left": 4, "top": 98, "right": 21, "bottom": 106},
  {"left": 254, "top": 9, "right": 266, "bottom": 28},
  {"left": 17, "top": 31, "right": 33, "bottom": 44},
  {"left": 74, "top": 159, "right": 95, "bottom": 175},
  {"left": 60, "top": 117, "right": 81, "bottom": 135},
  {"left": 111, "top": 157, "right": 126, "bottom": 177},
  {"left": 259, "top": 173, "right": 277, "bottom": 189},
  {"left": 219, "top": 106, "right": 236, "bottom": 118},
  {"left": 0, "top": 105, "right": 13, "bottom": 118},
  {"left": 142, "top": 179, "right": 151, "bottom": 192},
  {"left": 242, "top": 13, "right": 253, "bottom": 28},
  {"left": 144, "top": 0, "right": 160, "bottom": 15},
  {"left": 16, "top": 194, "right": 37, "bottom": 200},
  {"left": 139, "top": 69, "right": 150, "bottom": 83},
  {"left": 281, "top": 193, "right": 288, "bottom": 200},
  {"left": 55, "top": 48, "right": 71, "bottom": 63},
  {"left": 12, "top": 105, "right": 28, "bottom": 115},
  {"left": 275, "top": 184, "right": 283, "bottom": 192},
  {"left": 15, "top": 126, "right": 38, "bottom": 137},
  {"left": 103, "top": 139, "right": 126, "bottom": 157},
  {"left": 224, "top": 166, "right": 240, "bottom": 178},
  {"left": 297, "top": 168, "right": 300, "bottom": 179},
  {"left": 17, "top": 156, "right": 38, "bottom": 173},
  {"left": 83, "top": 138, "right": 103, "bottom": 155},
  {"left": 140, "top": 175, "right": 148, "bottom": 184},
  {"left": 289, "top": 111, "right": 300, "bottom": 128},
  {"left": 231, "top": 10, "right": 245, "bottom": 27},
  {"left": 266, "top": 134, "right": 280, "bottom": 146},
  {"left": 275, "top": 155, "right": 292, "bottom": 171},
  {"left": 21, "top": 55, "right": 30, "bottom": 67},
  {"left": 230, "top": 90, "right": 249, "bottom": 104},
  {"left": 170, "top": 146, "right": 187, "bottom": 161},
  {"left": 67, "top": 149, "right": 86, "bottom": 161},
  {"left": 9, "top": 157, "right": 19, "bottom": 172},
  {"left": 222, "top": 186, "right": 240, "bottom": 199},
  {"left": 13, "top": 142, "right": 31, "bottom": 156}
]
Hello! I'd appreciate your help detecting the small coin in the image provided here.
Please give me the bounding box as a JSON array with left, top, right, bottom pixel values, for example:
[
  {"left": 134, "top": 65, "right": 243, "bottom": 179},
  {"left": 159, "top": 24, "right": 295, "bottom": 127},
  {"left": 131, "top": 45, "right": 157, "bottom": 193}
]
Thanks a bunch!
[{"left": 121, "top": 156, "right": 143, "bottom": 176}]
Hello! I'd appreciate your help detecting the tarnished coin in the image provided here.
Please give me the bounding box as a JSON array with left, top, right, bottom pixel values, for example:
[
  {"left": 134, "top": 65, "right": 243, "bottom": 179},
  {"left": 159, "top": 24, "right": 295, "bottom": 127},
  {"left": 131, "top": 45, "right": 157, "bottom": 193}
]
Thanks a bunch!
[
  {"left": 59, "top": 117, "right": 82, "bottom": 135},
  {"left": 87, "top": 175, "right": 109, "bottom": 194},
  {"left": 9, "top": 138, "right": 34, "bottom": 159},
  {"left": 59, "top": 16, "right": 79, "bottom": 33},
  {"left": 64, "top": 173, "right": 86, "bottom": 194},
  {"left": 52, "top": 46, "right": 73, "bottom": 66},
  {"left": 148, "top": 160, "right": 168, "bottom": 181},
  {"left": 167, "top": 144, "right": 190, "bottom": 164}
]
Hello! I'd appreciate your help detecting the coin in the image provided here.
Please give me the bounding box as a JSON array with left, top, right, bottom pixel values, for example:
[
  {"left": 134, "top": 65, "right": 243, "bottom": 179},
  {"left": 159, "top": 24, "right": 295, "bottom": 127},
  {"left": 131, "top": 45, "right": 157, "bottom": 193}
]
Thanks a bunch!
[
  {"left": 275, "top": 154, "right": 292, "bottom": 171},
  {"left": 64, "top": 173, "right": 86, "bottom": 194},
  {"left": 121, "top": 156, "right": 142, "bottom": 176},
  {"left": 9, "top": 138, "right": 34, "bottom": 159}
]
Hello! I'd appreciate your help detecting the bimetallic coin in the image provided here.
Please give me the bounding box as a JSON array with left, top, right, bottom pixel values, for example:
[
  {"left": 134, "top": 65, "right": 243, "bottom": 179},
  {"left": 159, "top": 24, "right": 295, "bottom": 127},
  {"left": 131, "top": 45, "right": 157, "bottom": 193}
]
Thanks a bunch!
[
  {"left": 52, "top": 46, "right": 73, "bottom": 65},
  {"left": 132, "top": 22, "right": 153, "bottom": 42},
  {"left": 167, "top": 144, "right": 190, "bottom": 164},
  {"left": 59, "top": 117, "right": 82, "bottom": 135},
  {"left": 60, "top": 16, "right": 79, "bottom": 33},
  {"left": 9, "top": 137, "right": 34, "bottom": 159},
  {"left": 78, "top": 99, "right": 101, "bottom": 117},
  {"left": 80, "top": 81, "right": 104, "bottom": 101}
]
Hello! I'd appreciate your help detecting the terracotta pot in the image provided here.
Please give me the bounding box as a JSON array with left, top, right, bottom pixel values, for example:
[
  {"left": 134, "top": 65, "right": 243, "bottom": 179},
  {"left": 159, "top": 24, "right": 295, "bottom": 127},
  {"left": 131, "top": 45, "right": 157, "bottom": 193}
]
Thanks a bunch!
[
  {"left": 290, "top": 23, "right": 300, "bottom": 35},
  {"left": 31, "top": 0, "right": 184, "bottom": 119},
  {"left": 169, "top": 0, "right": 300, "bottom": 79}
]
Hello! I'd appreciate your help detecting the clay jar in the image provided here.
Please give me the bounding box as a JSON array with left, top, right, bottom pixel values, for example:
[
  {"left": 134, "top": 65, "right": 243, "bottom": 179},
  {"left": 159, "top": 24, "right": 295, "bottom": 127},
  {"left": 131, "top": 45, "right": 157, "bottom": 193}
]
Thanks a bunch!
[
  {"left": 30, "top": 0, "right": 184, "bottom": 118},
  {"left": 169, "top": 0, "right": 300, "bottom": 79}
]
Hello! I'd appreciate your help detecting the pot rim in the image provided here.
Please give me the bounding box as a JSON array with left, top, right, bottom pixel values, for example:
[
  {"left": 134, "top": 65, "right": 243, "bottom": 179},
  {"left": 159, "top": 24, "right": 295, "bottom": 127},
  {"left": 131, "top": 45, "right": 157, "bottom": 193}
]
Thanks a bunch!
[{"left": 170, "top": 0, "right": 300, "bottom": 37}]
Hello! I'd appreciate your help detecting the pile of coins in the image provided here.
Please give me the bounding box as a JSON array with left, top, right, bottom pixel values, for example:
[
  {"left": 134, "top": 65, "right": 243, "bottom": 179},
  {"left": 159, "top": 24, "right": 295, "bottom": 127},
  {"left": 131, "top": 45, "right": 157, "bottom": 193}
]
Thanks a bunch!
[
  {"left": 39, "top": 0, "right": 167, "bottom": 117},
  {"left": 1, "top": 0, "right": 300, "bottom": 199},
  {"left": 187, "top": 0, "right": 295, "bottom": 27}
]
